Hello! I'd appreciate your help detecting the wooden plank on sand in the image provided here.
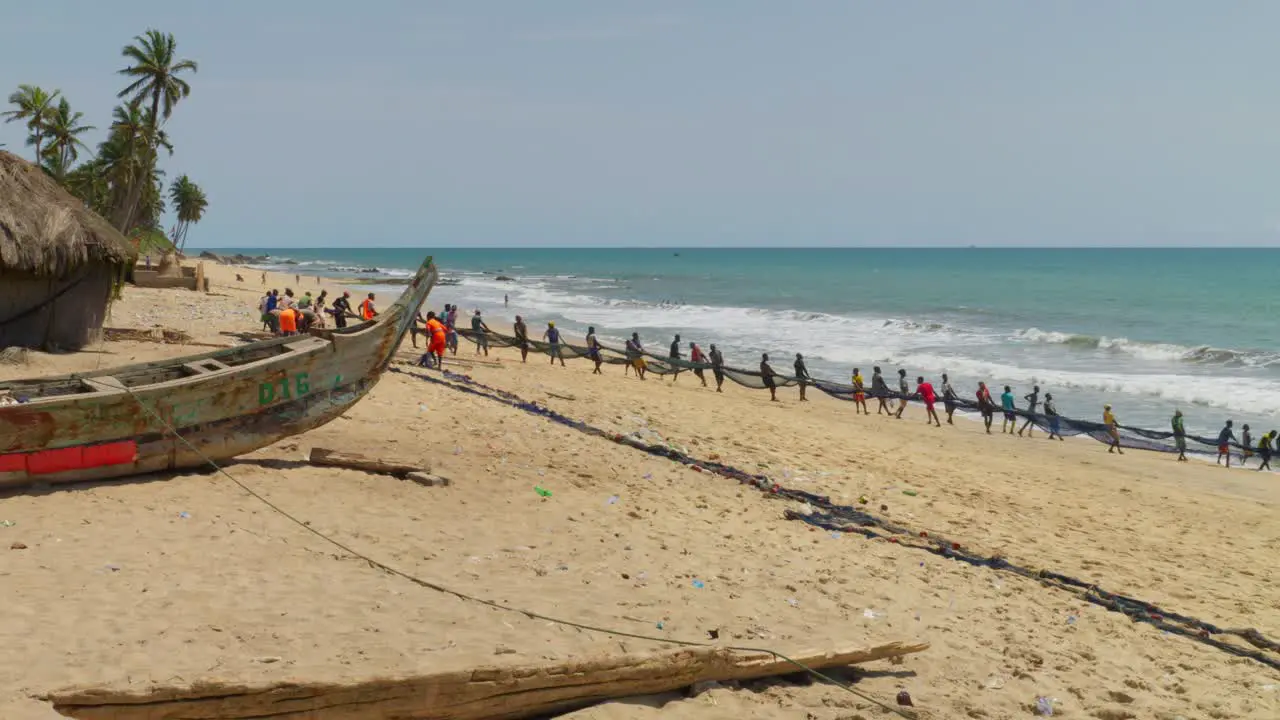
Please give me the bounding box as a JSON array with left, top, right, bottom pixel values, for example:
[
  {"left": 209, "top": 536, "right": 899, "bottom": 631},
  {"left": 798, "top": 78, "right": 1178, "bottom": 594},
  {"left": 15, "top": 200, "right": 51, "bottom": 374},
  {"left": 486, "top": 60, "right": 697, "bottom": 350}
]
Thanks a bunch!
[
  {"left": 308, "top": 447, "right": 430, "bottom": 476},
  {"left": 44, "top": 640, "right": 928, "bottom": 720}
]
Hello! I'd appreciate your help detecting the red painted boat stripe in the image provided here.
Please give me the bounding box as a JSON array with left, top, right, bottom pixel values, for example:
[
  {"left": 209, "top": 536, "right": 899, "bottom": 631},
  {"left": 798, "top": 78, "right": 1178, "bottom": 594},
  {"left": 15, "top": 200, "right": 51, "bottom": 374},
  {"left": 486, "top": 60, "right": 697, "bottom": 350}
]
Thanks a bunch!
[
  {"left": 83, "top": 441, "right": 138, "bottom": 468},
  {"left": 1, "top": 440, "right": 139, "bottom": 475},
  {"left": 26, "top": 447, "right": 84, "bottom": 475},
  {"left": 0, "top": 453, "right": 24, "bottom": 473}
]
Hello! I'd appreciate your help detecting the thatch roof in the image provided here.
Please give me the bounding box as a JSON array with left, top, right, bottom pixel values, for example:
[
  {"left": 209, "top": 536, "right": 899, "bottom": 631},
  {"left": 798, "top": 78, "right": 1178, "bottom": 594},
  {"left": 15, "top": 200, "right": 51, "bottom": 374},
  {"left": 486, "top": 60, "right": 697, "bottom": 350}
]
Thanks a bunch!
[{"left": 0, "top": 151, "right": 136, "bottom": 277}]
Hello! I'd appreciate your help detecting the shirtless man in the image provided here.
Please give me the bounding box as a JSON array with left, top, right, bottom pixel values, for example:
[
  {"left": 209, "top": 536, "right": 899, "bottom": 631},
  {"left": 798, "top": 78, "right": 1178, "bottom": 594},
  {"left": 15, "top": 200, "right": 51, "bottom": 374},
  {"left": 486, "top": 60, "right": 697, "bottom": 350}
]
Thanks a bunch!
[
  {"left": 893, "top": 369, "right": 909, "bottom": 419},
  {"left": 512, "top": 315, "right": 530, "bottom": 363},
  {"left": 1018, "top": 385, "right": 1040, "bottom": 437},
  {"left": 760, "top": 353, "right": 779, "bottom": 402}
]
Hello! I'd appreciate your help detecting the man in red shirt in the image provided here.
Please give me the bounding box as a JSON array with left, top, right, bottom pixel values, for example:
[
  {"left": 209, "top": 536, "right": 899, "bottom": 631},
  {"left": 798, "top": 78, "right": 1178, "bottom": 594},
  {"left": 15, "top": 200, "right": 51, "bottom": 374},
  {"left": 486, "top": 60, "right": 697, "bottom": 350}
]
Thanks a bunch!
[
  {"left": 689, "top": 342, "right": 708, "bottom": 387},
  {"left": 976, "top": 382, "right": 995, "bottom": 434},
  {"left": 916, "top": 376, "right": 941, "bottom": 427}
]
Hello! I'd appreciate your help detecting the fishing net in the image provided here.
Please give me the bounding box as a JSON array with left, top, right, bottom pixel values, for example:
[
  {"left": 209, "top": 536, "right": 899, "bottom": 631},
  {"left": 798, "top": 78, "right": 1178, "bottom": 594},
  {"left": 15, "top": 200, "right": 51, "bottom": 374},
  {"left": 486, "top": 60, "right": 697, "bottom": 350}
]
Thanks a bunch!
[{"left": 454, "top": 329, "right": 1241, "bottom": 457}]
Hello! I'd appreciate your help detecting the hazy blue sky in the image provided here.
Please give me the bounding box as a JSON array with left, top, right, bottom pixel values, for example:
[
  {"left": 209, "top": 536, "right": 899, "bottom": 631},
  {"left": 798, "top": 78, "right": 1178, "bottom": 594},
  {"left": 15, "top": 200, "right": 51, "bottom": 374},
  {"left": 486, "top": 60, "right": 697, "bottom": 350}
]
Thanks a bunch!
[{"left": 3, "top": 1, "right": 1279, "bottom": 248}]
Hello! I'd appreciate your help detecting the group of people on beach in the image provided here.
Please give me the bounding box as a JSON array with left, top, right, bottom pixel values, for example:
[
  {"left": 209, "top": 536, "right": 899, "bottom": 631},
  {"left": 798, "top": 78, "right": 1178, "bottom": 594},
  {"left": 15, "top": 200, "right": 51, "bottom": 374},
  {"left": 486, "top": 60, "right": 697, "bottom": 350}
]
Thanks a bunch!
[
  {"left": 411, "top": 304, "right": 562, "bottom": 370},
  {"left": 255, "top": 288, "right": 377, "bottom": 336},
  {"left": 1208, "top": 419, "right": 1276, "bottom": 471},
  {"left": 421, "top": 315, "right": 1276, "bottom": 467}
]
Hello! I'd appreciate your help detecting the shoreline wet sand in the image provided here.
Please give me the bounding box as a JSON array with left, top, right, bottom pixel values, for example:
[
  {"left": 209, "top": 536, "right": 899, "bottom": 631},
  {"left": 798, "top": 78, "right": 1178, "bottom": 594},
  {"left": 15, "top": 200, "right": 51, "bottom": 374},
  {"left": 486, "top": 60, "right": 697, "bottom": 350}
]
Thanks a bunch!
[{"left": 1, "top": 261, "right": 1277, "bottom": 719}]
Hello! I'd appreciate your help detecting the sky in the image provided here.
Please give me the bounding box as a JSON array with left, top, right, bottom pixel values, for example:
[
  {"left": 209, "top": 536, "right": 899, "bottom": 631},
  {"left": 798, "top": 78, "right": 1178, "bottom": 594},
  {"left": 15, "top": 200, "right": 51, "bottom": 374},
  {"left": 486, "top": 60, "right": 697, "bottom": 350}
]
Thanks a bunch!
[{"left": 3, "top": 1, "right": 1280, "bottom": 248}]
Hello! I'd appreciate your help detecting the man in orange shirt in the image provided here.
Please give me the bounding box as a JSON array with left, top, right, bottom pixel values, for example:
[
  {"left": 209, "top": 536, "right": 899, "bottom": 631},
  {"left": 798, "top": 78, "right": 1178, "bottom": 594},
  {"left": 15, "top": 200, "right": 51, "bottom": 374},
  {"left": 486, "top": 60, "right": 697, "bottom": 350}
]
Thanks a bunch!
[
  {"left": 278, "top": 306, "right": 299, "bottom": 337},
  {"left": 359, "top": 293, "right": 378, "bottom": 321},
  {"left": 425, "top": 310, "right": 447, "bottom": 368}
]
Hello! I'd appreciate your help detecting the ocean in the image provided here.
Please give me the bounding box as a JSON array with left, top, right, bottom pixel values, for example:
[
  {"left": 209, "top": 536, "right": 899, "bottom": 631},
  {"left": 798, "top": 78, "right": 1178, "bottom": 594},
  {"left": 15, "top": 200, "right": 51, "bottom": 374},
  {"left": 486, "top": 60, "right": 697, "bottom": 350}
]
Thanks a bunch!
[{"left": 205, "top": 247, "right": 1280, "bottom": 435}]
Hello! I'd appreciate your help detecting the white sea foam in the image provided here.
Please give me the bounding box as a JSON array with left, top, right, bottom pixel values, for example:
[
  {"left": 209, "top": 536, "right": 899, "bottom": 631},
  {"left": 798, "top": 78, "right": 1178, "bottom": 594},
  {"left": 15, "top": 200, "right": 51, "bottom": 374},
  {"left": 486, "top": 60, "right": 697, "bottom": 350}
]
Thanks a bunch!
[{"left": 1014, "top": 327, "right": 1280, "bottom": 367}]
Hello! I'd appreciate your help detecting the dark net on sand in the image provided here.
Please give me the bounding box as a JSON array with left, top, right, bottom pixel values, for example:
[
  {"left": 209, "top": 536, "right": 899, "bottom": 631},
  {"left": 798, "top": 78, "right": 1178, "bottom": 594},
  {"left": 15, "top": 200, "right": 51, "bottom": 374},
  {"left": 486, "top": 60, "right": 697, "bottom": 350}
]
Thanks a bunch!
[{"left": 453, "top": 329, "right": 1237, "bottom": 457}]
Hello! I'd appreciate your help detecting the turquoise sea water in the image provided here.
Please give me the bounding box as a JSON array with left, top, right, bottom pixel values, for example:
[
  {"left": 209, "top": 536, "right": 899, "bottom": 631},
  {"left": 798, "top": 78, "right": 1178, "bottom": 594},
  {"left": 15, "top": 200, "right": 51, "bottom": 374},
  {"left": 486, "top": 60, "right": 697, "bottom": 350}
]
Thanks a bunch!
[{"left": 204, "top": 247, "right": 1280, "bottom": 433}]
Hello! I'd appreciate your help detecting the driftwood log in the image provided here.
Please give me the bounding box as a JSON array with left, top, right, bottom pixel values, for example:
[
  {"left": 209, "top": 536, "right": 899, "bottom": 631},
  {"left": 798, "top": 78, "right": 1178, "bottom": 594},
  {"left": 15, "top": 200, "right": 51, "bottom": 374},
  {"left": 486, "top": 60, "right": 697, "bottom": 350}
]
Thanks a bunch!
[
  {"left": 44, "top": 640, "right": 928, "bottom": 720},
  {"left": 308, "top": 448, "right": 431, "bottom": 477},
  {"left": 102, "top": 327, "right": 194, "bottom": 344},
  {"left": 406, "top": 471, "right": 450, "bottom": 487},
  {"left": 218, "top": 330, "right": 274, "bottom": 343}
]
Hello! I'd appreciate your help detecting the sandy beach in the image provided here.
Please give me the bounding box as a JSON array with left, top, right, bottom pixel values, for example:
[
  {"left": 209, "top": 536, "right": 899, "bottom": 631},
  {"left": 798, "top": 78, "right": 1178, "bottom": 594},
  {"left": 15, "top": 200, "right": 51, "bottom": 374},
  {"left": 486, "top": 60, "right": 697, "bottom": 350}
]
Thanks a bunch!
[{"left": 2, "top": 260, "right": 1278, "bottom": 719}]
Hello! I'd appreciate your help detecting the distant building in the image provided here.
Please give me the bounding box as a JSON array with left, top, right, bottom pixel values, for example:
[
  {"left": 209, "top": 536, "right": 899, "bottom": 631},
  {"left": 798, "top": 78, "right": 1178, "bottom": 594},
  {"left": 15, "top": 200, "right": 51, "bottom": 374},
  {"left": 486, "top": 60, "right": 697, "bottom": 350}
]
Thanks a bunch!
[{"left": 0, "top": 151, "right": 136, "bottom": 350}]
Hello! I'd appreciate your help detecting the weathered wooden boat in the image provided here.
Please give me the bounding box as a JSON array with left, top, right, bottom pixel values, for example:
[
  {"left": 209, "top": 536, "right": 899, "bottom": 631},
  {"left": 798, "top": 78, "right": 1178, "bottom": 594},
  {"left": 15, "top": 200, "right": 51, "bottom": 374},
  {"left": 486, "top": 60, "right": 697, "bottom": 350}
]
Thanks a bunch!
[{"left": 0, "top": 256, "right": 438, "bottom": 490}]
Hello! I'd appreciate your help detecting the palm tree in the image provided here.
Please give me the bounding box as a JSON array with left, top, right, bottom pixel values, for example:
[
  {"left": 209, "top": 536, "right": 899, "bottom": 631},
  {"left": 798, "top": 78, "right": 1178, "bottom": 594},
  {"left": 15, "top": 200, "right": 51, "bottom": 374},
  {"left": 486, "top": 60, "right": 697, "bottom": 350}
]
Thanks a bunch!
[
  {"left": 64, "top": 156, "right": 112, "bottom": 214},
  {"left": 168, "top": 174, "right": 208, "bottom": 252},
  {"left": 114, "top": 29, "right": 196, "bottom": 234},
  {"left": 136, "top": 166, "right": 168, "bottom": 231},
  {"left": 40, "top": 97, "right": 95, "bottom": 180},
  {"left": 118, "top": 30, "right": 197, "bottom": 135},
  {"left": 105, "top": 100, "right": 173, "bottom": 232},
  {"left": 1, "top": 84, "right": 60, "bottom": 162}
]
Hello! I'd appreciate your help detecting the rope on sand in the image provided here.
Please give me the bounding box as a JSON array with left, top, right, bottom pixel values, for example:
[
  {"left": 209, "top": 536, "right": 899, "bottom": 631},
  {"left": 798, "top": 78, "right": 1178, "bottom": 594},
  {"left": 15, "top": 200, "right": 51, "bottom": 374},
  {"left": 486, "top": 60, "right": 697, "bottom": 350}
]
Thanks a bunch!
[
  {"left": 101, "top": 375, "right": 916, "bottom": 719},
  {"left": 394, "top": 365, "right": 1280, "bottom": 672}
]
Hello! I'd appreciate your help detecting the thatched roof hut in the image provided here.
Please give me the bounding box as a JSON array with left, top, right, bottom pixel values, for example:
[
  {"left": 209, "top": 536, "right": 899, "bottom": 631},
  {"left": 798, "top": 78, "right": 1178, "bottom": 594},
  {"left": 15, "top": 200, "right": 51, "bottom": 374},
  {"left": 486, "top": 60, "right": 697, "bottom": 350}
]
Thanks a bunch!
[{"left": 0, "top": 151, "right": 137, "bottom": 350}]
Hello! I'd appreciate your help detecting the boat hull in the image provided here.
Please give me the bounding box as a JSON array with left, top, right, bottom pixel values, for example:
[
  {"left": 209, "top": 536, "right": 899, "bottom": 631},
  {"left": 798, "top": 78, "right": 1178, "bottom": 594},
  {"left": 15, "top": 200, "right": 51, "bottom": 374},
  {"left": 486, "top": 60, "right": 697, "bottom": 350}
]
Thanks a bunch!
[{"left": 0, "top": 257, "right": 437, "bottom": 490}]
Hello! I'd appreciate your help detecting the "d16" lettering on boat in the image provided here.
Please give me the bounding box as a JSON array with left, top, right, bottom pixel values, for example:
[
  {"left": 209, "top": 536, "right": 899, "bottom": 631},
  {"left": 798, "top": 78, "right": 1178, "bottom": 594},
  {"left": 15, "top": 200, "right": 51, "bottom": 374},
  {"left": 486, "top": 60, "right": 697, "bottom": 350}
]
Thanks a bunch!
[{"left": 258, "top": 372, "right": 311, "bottom": 405}]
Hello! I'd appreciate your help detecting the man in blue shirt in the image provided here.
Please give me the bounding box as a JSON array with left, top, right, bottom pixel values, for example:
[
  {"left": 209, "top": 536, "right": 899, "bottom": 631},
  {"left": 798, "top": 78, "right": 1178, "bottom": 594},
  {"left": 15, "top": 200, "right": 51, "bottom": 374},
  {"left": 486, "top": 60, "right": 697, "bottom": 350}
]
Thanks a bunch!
[
  {"left": 543, "top": 322, "right": 566, "bottom": 366},
  {"left": 1217, "top": 420, "right": 1236, "bottom": 468},
  {"left": 1001, "top": 386, "right": 1017, "bottom": 434}
]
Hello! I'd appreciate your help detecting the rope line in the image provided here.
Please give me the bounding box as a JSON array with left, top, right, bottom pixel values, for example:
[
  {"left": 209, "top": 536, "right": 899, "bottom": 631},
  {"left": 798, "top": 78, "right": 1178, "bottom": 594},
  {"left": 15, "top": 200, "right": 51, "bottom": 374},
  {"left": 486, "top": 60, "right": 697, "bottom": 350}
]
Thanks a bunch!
[
  {"left": 100, "top": 377, "right": 914, "bottom": 719},
  {"left": 393, "top": 365, "right": 1280, "bottom": 672}
]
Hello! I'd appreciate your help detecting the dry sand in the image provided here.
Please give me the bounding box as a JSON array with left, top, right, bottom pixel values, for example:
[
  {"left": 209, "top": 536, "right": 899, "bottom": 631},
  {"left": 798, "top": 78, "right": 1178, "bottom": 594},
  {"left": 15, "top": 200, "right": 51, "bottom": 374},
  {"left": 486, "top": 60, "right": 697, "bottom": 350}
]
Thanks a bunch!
[{"left": 2, "top": 260, "right": 1278, "bottom": 719}]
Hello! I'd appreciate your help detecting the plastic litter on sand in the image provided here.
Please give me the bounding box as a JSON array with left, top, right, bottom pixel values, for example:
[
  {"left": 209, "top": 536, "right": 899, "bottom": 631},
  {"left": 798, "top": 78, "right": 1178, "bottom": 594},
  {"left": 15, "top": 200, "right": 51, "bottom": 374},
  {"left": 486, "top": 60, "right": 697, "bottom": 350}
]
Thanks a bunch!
[
  {"left": 691, "top": 579, "right": 705, "bottom": 589},
  {"left": 534, "top": 486, "right": 553, "bottom": 498}
]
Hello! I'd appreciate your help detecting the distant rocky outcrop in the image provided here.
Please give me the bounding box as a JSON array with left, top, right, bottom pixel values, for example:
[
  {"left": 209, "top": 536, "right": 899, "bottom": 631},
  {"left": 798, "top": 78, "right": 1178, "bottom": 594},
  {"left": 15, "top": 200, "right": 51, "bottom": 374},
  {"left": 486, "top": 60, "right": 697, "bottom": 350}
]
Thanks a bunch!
[
  {"left": 494, "top": 275, "right": 515, "bottom": 282},
  {"left": 197, "top": 251, "right": 272, "bottom": 265}
]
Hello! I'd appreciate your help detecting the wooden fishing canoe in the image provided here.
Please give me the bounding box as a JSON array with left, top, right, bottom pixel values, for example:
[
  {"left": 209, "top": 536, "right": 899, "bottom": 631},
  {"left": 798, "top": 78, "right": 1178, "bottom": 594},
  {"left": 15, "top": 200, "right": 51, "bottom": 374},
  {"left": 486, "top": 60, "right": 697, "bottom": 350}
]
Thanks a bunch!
[{"left": 0, "top": 256, "right": 438, "bottom": 490}]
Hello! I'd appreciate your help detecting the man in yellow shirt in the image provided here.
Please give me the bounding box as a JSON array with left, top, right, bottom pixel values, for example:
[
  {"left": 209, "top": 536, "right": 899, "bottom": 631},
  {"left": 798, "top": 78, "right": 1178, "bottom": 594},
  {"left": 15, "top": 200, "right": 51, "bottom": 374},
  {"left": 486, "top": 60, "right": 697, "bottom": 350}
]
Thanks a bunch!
[
  {"left": 1103, "top": 404, "right": 1124, "bottom": 454},
  {"left": 851, "top": 368, "right": 868, "bottom": 414}
]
